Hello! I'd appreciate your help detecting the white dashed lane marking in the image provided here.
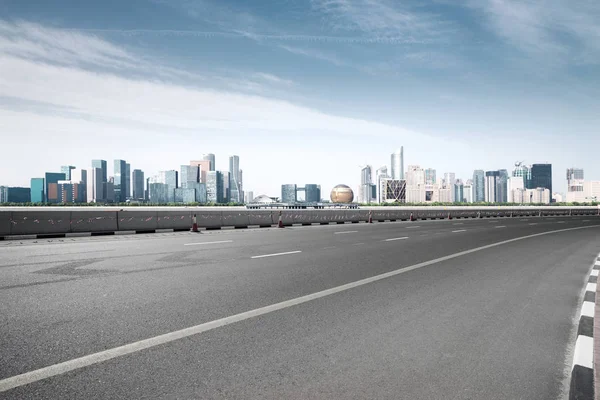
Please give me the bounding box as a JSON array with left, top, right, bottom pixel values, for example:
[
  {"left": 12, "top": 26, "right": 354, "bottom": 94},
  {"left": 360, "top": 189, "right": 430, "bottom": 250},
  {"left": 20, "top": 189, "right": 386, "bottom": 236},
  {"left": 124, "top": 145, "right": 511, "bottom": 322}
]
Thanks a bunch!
[
  {"left": 405, "top": 226, "right": 421, "bottom": 229},
  {"left": 184, "top": 240, "right": 233, "bottom": 246},
  {"left": 529, "top": 223, "right": 538, "bottom": 226},
  {"left": 495, "top": 226, "right": 506, "bottom": 229},
  {"left": 251, "top": 251, "right": 302, "bottom": 259},
  {"left": 334, "top": 231, "right": 358, "bottom": 235},
  {"left": 384, "top": 237, "right": 409, "bottom": 242},
  {"left": 452, "top": 230, "right": 467, "bottom": 233}
]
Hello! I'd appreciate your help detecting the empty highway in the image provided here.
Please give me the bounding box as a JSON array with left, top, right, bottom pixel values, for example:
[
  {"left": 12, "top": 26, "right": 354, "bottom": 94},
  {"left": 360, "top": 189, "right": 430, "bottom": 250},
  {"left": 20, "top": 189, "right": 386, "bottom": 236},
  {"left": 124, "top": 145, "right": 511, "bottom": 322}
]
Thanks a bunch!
[{"left": 1, "top": 216, "right": 599, "bottom": 399}]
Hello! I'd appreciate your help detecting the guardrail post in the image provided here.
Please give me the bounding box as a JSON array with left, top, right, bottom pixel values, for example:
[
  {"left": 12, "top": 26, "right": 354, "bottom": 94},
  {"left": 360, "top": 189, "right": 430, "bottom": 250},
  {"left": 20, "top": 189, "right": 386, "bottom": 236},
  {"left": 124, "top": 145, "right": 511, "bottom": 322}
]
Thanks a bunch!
[{"left": 368, "top": 210, "right": 373, "bottom": 224}]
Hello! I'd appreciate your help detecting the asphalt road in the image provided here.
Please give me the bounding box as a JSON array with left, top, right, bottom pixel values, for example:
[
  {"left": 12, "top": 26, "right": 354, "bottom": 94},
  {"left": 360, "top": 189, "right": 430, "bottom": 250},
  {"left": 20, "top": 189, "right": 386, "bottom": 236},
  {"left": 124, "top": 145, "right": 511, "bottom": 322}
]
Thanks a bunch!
[{"left": 1, "top": 216, "right": 599, "bottom": 399}]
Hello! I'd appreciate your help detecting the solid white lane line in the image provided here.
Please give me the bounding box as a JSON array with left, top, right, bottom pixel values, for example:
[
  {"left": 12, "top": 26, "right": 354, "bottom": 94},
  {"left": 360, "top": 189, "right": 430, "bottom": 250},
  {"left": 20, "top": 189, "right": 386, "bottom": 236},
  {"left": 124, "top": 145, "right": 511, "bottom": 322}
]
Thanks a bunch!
[
  {"left": 591, "top": 270, "right": 599, "bottom": 277},
  {"left": 581, "top": 302, "right": 595, "bottom": 318},
  {"left": 334, "top": 231, "right": 358, "bottom": 235},
  {"left": 452, "top": 230, "right": 467, "bottom": 233},
  {"left": 495, "top": 226, "right": 506, "bottom": 228},
  {"left": 184, "top": 240, "right": 233, "bottom": 246},
  {"left": 250, "top": 251, "right": 302, "bottom": 259},
  {"left": 573, "top": 335, "right": 594, "bottom": 369},
  {"left": 586, "top": 283, "right": 597, "bottom": 292},
  {"left": 1, "top": 224, "right": 599, "bottom": 393},
  {"left": 384, "top": 237, "right": 409, "bottom": 242}
]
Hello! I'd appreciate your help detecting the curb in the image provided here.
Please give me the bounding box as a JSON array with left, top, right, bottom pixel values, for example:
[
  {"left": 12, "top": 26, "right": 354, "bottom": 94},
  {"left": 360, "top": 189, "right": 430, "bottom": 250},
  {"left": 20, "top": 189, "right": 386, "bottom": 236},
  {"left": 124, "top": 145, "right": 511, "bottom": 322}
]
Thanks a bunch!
[
  {"left": 0, "top": 228, "right": 195, "bottom": 240},
  {"left": 569, "top": 254, "right": 599, "bottom": 400}
]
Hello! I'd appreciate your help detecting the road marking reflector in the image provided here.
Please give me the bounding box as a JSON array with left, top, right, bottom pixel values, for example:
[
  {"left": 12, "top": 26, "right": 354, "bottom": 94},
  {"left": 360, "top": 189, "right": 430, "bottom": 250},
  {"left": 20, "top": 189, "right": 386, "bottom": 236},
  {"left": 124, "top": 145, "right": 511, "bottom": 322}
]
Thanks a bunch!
[{"left": 573, "top": 335, "right": 594, "bottom": 369}]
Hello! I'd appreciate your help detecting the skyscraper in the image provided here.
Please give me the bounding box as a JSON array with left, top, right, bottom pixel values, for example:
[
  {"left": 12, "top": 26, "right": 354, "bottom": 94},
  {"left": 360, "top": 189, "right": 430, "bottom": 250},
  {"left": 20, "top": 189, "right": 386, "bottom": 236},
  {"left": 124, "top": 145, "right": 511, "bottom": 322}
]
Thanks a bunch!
[
  {"left": 181, "top": 165, "right": 200, "bottom": 188},
  {"left": 360, "top": 165, "right": 374, "bottom": 203},
  {"left": 531, "top": 164, "right": 552, "bottom": 194},
  {"left": 246, "top": 191, "right": 254, "bottom": 203},
  {"left": 91, "top": 160, "right": 107, "bottom": 183},
  {"left": 391, "top": 148, "right": 404, "bottom": 180},
  {"left": 132, "top": 169, "right": 145, "bottom": 200},
  {"left": 158, "top": 170, "right": 178, "bottom": 203},
  {"left": 512, "top": 162, "right": 531, "bottom": 189},
  {"left": 473, "top": 170, "right": 485, "bottom": 202},
  {"left": 219, "top": 171, "right": 230, "bottom": 203},
  {"left": 485, "top": 171, "right": 500, "bottom": 202},
  {"left": 190, "top": 160, "right": 211, "bottom": 183},
  {"left": 376, "top": 166, "right": 389, "bottom": 203},
  {"left": 60, "top": 165, "right": 75, "bottom": 181},
  {"left": 281, "top": 184, "right": 297, "bottom": 203},
  {"left": 71, "top": 169, "right": 88, "bottom": 202},
  {"left": 405, "top": 165, "right": 425, "bottom": 186},
  {"left": 304, "top": 184, "right": 321, "bottom": 203},
  {"left": 567, "top": 168, "right": 584, "bottom": 193},
  {"left": 454, "top": 179, "right": 464, "bottom": 203},
  {"left": 203, "top": 153, "right": 216, "bottom": 171},
  {"left": 498, "top": 169, "right": 509, "bottom": 203},
  {"left": 114, "top": 160, "right": 127, "bottom": 202},
  {"left": 45, "top": 172, "right": 66, "bottom": 204},
  {"left": 87, "top": 168, "right": 104, "bottom": 203},
  {"left": 206, "top": 171, "right": 221, "bottom": 203},
  {"left": 229, "top": 155, "right": 241, "bottom": 203},
  {"left": 30, "top": 178, "right": 45, "bottom": 203},
  {"left": 125, "top": 163, "right": 131, "bottom": 199}
]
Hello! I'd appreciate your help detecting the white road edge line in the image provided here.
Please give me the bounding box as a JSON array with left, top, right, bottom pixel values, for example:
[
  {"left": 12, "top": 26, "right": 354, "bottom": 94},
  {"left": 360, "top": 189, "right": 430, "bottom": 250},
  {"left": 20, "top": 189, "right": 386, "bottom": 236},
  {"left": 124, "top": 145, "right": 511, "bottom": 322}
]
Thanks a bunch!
[
  {"left": 581, "top": 302, "right": 595, "bottom": 318},
  {"left": 384, "top": 237, "right": 409, "bottom": 242},
  {"left": 573, "top": 335, "right": 594, "bottom": 369},
  {"left": 250, "top": 250, "right": 302, "bottom": 259},
  {"left": 183, "top": 240, "right": 233, "bottom": 246},
  {"left": 1, "top": 224, "right": 599, "bottom": 393},
  {"left": 452, "top": 230, "right": 467, "bottom": 233},
  {"left": 334, "top": 231, "right": 358, "bottom": 235},
  {"left": 586, "top": 283, "right": 597, "bottom": 292}
]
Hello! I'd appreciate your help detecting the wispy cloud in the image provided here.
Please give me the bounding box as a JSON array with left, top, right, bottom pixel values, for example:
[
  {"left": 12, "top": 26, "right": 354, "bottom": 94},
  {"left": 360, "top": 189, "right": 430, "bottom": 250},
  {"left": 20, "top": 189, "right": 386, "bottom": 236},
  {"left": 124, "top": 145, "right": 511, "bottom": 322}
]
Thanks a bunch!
[
  {"left": 253, "top": 73, "right": 294, "bottom": 86},
  {"left": 279, "top": 44, "right": 348, "bottom": 67},
  {"left": 310, "top": 0, "right": 455, "bottom": 43},
  {"left": 467, "top": 0, "right": 600, "bottom": 63}
]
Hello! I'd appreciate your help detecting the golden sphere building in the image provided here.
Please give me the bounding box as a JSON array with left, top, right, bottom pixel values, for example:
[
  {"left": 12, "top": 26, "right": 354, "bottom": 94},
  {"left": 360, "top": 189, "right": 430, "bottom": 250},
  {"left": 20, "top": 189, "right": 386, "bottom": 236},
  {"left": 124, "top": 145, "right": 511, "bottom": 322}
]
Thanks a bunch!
[{"left": 330, "top": 184, "right": 354, "bottom": 203}]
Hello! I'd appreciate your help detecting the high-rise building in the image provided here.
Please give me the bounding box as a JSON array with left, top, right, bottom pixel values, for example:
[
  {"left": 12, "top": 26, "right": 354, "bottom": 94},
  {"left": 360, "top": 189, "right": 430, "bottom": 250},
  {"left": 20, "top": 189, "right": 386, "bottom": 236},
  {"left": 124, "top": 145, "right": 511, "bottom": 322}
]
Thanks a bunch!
[
  {"left": 360, "top": 165, "right": 374, "bottom": 203},
  {"left": 190, "top": 160, "right": 211, "bottom": 183},
  {"left": 87, "top": 168, "right": 104, "bottom": 203},
  {"left": 45, "top": 172, "right": 66, "bottom": 204},
  {"left": 498, "top": 169, "right": 509, "bottom": 203},
  {"left": 219, "top": 171, "right": 230, "bottom": 203},
  {"left": 473, "top": 170, "right": 485, "bottom": 202},
  {"left": 391, "top": 148, "right": 404, "bottom": 180},
  {"left": 424, "top": 168, "right": 436, "bottom": 185},
  {"left": 206, "top": 171, "right": 223, "bottom": 203},
  {"left": 485, "top": 171, "right": 500, "bottom": 203},
  {"left": 512, "top": 162, "right": 531, "bottom": 189},
  {"left": 203, "top": 153, "right": 216, "bottom": 171},
  {"left": 158, "top": 170, "right": 178, "bottom": 203},
  {"left": 464, "top": 181, "right": 474, "bottom": 203},
  {"left": 30, "top": 178, "right": 45, "bottom": 203},
  {"left": 113, "top": 160, "right": 127, "bottom": 202},
  {"left": 246, "top": 191, "right": 254, "bottom": 203},
  {"left": 282, "top": 184, "right": 298, "bottom": 203},
  {"left": 304, "top": 184, "right": 321, "bottom": 203},
  {"left": 132, "top": 169, "right": 145, "bottom": 200},
  {"left": 454, "top": 179, "right": 464, "bottom": 203},
  {"left": 91, "top": 160, "right": 107, "bottom": 183},
  {"left": 148, "top": 182, "right": 169, "bottom": 203},
  {"left": 229, "top": 155, "right": 242, "bottom": 203},
  {"left": 0, "top": 187, "right": 30, "bottom": 203},
  {"left": 379, "top": 179, "right": 406, "bottom": 203},
  {"left": 405, "top": 165, "right": 425, "bottom": 186},
  {"left": 181, "top": 165, "right": 200, "bottom": 188},
  {"left": 375, "top": 166, "right": 389, "bottom": 203},
  {"left": 60, "top": 165, "right": 75, "bottom": 181},
  {"left": 531, "top": 164, "right": 552, "bottom": 195},
  {"left": 125, "top": 163, "right": 131, "bottom": 199},
  {"left": 567, "top": 168, "right": 584, "bottom": 193}
]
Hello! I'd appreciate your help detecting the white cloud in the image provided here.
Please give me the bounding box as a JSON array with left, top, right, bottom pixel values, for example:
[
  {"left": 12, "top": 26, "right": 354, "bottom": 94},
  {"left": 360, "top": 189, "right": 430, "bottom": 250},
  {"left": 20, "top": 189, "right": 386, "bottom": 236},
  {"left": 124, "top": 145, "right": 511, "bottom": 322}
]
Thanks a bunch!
[
  {"left": 279, "top": 44, "right": 348, "bottom": 67},
  {"left": 468, "top": 0, "right": 600, "bottom": 63},
  {"left": 253, "top": 72, "right": 294, "bottom": 86},
  {"left": 0, "top": 20, "right": 468, "bottom": 197}
]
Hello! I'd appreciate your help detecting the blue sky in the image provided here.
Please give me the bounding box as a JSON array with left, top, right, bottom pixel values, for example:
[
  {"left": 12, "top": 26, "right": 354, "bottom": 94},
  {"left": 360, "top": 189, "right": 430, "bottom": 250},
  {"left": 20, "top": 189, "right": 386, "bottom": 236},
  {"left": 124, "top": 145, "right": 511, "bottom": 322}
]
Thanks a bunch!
[{"left": 0, "top": 0, "right": 598, "bottom": 196}]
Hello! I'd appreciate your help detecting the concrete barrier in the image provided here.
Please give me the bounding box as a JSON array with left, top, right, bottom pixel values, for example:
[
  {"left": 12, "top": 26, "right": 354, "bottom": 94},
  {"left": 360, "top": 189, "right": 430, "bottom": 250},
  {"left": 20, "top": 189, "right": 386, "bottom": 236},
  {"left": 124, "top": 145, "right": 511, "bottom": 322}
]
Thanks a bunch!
[
  {"left": 157, "top": 211, "right": 192, "bottom": 230},
  {"left": 196, "top": 211, "right": 223, "bottom": 229},
  {"left": 9, "top": 211, "right": 72, "bottom": 235},
  {"left": 0, "top": 211, "right": 11, "bottom": 236},
  {"left": 71, "top": 211, "right": 118, "bottom": 233},
  {"left": 1, "top": 206, "right": 598, "bottom": 237},
  {"left": 247, "top": 211, "right": 274, "bottom": 227},
  {"left": 117, "top": 211, "right": 159, "bottom": 232},
  {"left": 221, "top": 211, "right": 251, "bottom": 228}
]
